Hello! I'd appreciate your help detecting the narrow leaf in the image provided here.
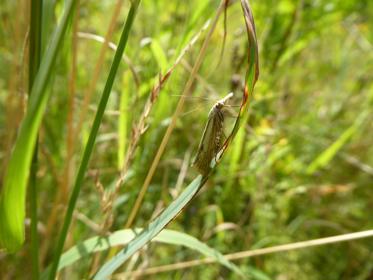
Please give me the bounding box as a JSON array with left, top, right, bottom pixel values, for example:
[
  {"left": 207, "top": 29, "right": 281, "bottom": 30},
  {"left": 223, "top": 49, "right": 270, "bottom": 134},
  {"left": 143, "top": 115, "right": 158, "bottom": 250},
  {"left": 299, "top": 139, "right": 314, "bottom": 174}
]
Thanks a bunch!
[
  {"left": 41, "top": 229, "right": 243, "bottom": 278},
  {"left": 0, "top": 0, "right": 77, "bottom": 252},
  {"left": 94, "top": 175, "right": 207, "bottom": 279},
  {"left": 220, "top": 0, "right": 259, "bottom": 155}
]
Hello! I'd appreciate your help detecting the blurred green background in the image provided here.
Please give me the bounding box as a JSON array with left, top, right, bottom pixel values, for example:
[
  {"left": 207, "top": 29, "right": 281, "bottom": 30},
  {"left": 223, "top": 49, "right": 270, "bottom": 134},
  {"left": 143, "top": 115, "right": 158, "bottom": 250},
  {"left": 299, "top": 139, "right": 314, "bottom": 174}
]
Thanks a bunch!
[{"left": 1, "top": 0, "right": 373, "bottom": 279}]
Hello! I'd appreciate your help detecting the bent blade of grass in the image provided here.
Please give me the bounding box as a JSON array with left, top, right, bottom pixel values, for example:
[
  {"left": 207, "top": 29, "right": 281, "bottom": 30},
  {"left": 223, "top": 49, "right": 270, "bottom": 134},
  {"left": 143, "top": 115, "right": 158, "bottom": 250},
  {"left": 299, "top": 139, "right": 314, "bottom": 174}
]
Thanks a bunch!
[
  {"left": 95, "top": 1, "right": 260, "bottom": 279},
  {"left": 94, "top": 176, "right": 209, "bottom": 280},
  {"left": 41, "top": 228, "right": 244, "bottom": 279},
  {"left": 220, "top": 0, "right": 259, "bottom": 156},
  {"left": 0, "top": 0, "right": 77, "bottom": 252}
]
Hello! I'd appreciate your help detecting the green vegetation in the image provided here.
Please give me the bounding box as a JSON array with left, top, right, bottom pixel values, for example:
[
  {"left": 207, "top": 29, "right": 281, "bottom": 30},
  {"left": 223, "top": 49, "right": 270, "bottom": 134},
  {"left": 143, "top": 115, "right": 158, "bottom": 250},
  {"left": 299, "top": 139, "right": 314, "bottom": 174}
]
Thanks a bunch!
[{"left": 0, "top": 0, "right": 373, "bottom": 279}]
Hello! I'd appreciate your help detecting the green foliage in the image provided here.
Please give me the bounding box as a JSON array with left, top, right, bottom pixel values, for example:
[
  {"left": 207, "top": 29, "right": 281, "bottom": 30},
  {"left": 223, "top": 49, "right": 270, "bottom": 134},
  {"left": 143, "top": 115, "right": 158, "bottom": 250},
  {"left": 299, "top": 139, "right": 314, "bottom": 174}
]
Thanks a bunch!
[
  {"left": 42, "top": 228, "right": 243, "bottom": 279},
  {"left": 0, "top": 0, "right": 77, "bottom": 252},
  {"left": 1, "top": 0, "right": 373, "bottom": 279},
  {"left": 94, "top": 176, "right": 219, "bottom": 280}
]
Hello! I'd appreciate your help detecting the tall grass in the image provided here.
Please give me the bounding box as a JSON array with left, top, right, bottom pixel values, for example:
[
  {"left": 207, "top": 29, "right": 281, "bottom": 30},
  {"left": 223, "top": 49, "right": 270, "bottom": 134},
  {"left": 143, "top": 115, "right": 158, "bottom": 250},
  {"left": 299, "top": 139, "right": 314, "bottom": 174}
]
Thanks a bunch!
[{"left": 0, "top": 0, "right": 373, "bottom": 279}]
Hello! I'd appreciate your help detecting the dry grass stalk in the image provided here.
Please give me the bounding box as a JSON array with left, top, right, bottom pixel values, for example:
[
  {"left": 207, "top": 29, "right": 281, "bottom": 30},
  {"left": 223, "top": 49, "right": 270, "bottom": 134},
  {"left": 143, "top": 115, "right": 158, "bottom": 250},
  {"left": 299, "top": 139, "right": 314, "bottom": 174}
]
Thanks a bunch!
[{"left": 122, "top": 229, "right": 373, "bottom": 278}]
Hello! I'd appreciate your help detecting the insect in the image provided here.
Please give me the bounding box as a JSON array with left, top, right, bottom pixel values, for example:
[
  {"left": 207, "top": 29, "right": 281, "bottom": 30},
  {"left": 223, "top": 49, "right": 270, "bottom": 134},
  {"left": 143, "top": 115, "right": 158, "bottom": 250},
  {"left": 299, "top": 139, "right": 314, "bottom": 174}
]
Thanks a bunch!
[{"left": 192, "top": 92, "right": 234, "bottom": 175}]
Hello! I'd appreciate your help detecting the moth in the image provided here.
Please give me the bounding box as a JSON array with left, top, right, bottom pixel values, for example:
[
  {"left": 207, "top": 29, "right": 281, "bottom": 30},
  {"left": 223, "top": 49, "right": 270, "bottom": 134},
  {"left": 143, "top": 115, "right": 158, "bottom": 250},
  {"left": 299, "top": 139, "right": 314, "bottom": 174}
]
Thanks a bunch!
[{"left": 192, "top": 92, "right": 234, "bottom": 175}]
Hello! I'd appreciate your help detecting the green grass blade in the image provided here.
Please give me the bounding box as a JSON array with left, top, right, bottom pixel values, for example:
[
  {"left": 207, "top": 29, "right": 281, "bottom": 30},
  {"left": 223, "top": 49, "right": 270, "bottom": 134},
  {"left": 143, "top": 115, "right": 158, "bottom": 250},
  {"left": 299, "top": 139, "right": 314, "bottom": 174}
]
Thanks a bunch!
[
  {"left": 47, "top": 1, "right": 141, "bottom": 279},
  {"left": 219, "top": 0, "right": 259, "bottom": 158},
  {"left": 29, "top": 0, "right": 43, "bottom": 278},
  {"left": 241, "top": 0, "right": 259, "bottom": 99},
  {"left": 0, "top": 0, "right": 77, "bottom": 253},
  {"left": 41, "top": 228, "right": 243, "bottom": 279},
  {"left": 94, "top": 175, "right": 208, "bottom": 280}
]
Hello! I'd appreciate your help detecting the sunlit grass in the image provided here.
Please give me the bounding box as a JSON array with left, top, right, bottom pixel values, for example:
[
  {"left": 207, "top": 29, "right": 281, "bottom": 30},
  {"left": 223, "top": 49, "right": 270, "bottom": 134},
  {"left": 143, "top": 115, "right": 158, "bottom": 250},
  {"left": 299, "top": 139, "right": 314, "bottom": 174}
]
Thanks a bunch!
[{"left": 0, "top": 0, "right": 373, "bottom": 279}]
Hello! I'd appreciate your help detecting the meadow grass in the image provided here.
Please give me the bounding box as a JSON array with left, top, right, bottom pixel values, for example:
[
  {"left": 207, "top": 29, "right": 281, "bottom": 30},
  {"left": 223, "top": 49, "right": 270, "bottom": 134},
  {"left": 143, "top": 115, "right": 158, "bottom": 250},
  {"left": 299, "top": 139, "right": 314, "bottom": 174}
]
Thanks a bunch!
[{"left": 0, "top": 0, "right": 373, "bottom": 279}]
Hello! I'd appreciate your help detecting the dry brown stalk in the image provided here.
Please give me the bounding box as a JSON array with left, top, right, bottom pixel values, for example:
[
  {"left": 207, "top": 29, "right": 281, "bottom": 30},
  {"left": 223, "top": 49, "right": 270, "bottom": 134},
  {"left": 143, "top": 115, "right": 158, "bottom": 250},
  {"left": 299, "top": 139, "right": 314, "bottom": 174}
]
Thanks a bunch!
[{"left": 121, "top": 229, "right": 373, "bottom": 278}]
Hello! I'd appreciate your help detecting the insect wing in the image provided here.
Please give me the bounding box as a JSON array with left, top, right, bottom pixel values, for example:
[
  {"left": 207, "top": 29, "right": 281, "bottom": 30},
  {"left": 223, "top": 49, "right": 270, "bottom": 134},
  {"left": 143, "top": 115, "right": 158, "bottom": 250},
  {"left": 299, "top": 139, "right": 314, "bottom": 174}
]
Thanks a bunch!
[
  {"left": 192, "top": 108, "right": 223, "bottom": 175},
  {"left": 192, "top": 92, "right": 234, "bottom": 175}
]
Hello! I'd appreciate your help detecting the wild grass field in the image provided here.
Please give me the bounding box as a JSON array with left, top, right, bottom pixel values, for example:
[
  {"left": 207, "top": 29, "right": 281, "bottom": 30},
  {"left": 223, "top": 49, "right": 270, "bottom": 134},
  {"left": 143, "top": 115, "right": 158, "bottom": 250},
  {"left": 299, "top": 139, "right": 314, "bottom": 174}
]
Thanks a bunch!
[{"left": 0, "top": 0, "right": 373, "bottom": 279}]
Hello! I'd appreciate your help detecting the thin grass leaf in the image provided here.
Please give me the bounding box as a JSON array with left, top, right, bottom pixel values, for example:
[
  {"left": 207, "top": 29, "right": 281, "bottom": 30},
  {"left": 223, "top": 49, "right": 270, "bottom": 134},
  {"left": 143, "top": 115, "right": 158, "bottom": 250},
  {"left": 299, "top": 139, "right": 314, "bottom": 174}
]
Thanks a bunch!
[
  {"left": 41, "top": 228, "right": 244, "bottom": 278},
  {"left": 0, "top": 0, "right": 77, "bottom": 252},
  {"left": 29, "top": 0, "right": 43, "bottom": 277},
  {"left": 219, "top": 0, "right": 259, "bottom": 156},
  {"left": 41, "top": 0, "right": 57, "bottom": 51},
  {"left": 47, "top": 1, "right": 141, "bottom": 279},
  {"left": 94, "top": 175, "right": 208, "bottom": 280},
  {"left": 241, "top": 0, "right": 259, "bottom": 94}
]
